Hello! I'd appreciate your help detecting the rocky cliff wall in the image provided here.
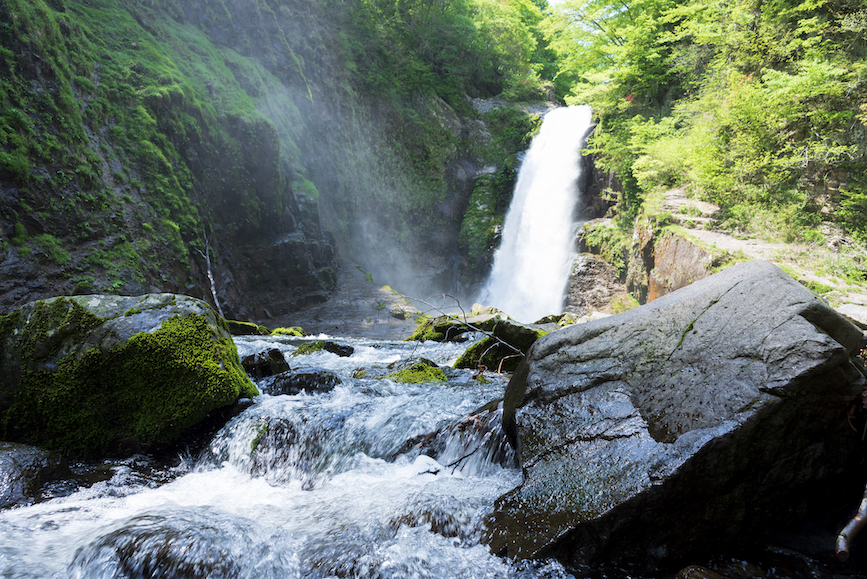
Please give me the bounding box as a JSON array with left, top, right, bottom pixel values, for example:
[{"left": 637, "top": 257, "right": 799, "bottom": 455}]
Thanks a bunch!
[{"left": 0, "top": 0, "right": 541, "bottom": 319}]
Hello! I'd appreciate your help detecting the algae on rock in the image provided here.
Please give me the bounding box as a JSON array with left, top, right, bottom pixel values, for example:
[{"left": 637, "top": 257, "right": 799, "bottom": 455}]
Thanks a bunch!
[{"left": 0, "top": 294, "right": 257, "bottom": 457}]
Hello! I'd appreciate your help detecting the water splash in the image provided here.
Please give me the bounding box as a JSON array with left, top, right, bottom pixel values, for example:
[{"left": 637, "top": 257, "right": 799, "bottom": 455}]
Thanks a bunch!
[
  {"left": 479, "top": 106, "right": 593, "bottom": 323},
  {"left": 0, "top": 335, "right": 577, "bottom": 579}
]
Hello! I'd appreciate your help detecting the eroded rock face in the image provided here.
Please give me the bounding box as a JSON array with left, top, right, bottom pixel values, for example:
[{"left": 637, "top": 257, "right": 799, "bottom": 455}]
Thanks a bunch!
[
  {"left": 0, "top": 294, "right": 258, "bottom": 457},
  {"left": 485, "top": 260, "right": 866, "bottom": 572},
  {"left": 647, "top": 231, "right": 716, "bottom": 301}
]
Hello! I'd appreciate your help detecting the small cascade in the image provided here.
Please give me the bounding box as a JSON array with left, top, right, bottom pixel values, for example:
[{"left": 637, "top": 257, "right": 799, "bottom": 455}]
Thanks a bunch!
[
  {"left": 2, "top": 334, "right": 568, "bottom": 579},
  {"left": 479, "top": 105, "right": 594, "bottom": 323}
]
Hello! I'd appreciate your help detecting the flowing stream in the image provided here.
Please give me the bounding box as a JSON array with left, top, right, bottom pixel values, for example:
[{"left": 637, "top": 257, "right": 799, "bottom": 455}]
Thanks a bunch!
[
  {"left": 479, "top": 106, "right": 593, "bottom": 323},
  {"left": 0, "top": 335, "right": 575, "bottom": 579}
]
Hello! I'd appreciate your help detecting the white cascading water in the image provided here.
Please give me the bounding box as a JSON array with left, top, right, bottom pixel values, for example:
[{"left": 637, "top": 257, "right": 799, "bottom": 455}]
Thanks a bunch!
[
  {"left": 479, "top": 105, "right": 593, "bottom": 323},
  {"left": 0, "top": 334, "right": 578, "bottom": 579}
]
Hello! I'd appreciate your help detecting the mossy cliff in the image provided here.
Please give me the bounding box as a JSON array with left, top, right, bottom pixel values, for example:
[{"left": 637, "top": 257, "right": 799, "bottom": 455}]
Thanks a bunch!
[
  {"left": 0, "top": 293, "right": 257, "bottom": 457},
  {"left": 0, "top": 0, "right": 550, "bottom": 316}
]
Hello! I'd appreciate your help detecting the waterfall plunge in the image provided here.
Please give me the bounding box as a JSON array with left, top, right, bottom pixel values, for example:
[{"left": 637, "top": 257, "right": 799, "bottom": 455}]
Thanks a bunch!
[{"left": 478, "top": 105, "right": 593, "bottom": 323}]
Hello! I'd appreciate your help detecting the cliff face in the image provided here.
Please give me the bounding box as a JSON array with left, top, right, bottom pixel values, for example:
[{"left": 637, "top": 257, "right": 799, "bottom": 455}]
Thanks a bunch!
[
  {"left": 0, "top": 0, "right": 339, "bottom": 320},
  {"left": 0, "top": 0, "right": 538, "bottom": 319}
]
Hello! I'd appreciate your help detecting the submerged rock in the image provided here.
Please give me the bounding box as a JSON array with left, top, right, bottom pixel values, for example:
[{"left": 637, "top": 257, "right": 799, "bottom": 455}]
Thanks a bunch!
[
  {"left": 241, "top": 348, "right": 291, "bottom": 379},
  {"left": 0, "top": 294, "right": 258, "bottom": 457},
  {"left": 0, "top": 442, "right": 69, "bottom": 509},
  {"left": 69, "top": 510, "right": 252, "bottom": 578},
  {"left": 485, "top": 260, "right": 865, "bottom": 571},
  {"left": 266, "top": 368, "right": 340, "bottom": 395}
]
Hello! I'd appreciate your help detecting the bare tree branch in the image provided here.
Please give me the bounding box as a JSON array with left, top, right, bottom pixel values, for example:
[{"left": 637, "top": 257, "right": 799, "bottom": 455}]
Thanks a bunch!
[
  {"left": 837, "top": 482, "right": 867, "bottom": 561},
  {"left": 407, "top": 293, "right": 524, "bottom": 357},
  {"left": 195, "top": 231, "right": 225, "bottom": 319}
]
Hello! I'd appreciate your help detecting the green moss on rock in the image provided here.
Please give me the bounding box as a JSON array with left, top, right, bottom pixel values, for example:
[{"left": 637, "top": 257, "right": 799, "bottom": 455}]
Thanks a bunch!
[
  {"left": 226, "top": 320, "right": 266, "bottom": 336},
  {"left": 385, "top": 362, "right": 448, "bottom": 384},
  {"left": 405, "top": 316, "right": 446, "bottom": 342},
  {"left": 291, "top": 341, "right": 326, "bottom": 356},
  {"left": 454, "top": 321, "right": 547, "bottom": 373},
  {"left": 272, "top": 326, "right": 305, "bottom": 337},
  {"left": 0, "top": 294, "right": 257, "bottom": 457}
]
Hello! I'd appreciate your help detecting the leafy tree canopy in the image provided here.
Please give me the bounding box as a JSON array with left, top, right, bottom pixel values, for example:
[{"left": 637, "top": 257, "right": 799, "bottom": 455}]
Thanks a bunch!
[{"left": 542, "top": 0, "right": 867, "bottom": 242}]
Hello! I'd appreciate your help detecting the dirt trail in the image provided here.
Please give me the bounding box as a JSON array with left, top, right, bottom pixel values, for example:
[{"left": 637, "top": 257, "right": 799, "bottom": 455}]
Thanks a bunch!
[{"left": 661, "top": 188, "right": 867, "bottom": 310}]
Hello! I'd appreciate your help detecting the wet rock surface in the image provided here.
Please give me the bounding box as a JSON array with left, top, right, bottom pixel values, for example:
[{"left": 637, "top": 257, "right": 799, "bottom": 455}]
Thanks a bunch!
[
  {"left": 241, "top": 348, "right": 291, "bottom": 379},
  {"left": 270, "top": 260, "right": 420, "bottom": 340},
  {"left": 485, "top": 260, "right": 866, "bottom": 572},
  {"left": 0, "top": 442, "right": 69, "bottom": 508},
  {"left": 264, "top": 368, "right": 340, "bottom": 396},
  {"left": 322, "top": 341, "right": 354, "bottom": 357}
]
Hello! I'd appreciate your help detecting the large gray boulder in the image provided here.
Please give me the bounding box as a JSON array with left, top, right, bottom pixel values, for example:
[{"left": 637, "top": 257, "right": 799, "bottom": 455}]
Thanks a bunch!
[
  {"left": 0, "top": 294, "right": 258, "bottom": 457},
  {"left": 485, "top": 260, "right": 866, "bottom": 571}
]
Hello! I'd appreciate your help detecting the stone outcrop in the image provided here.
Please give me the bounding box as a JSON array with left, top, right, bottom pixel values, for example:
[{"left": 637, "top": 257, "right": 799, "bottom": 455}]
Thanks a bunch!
[
  {"left": 645, "top": 230, "right": 717, "bottom": 301},
  {"left": 626, "top": 219, "right": 730, "bottom": 304},
  {"left": 485, "top": 260, "right": 866, "bottom": 572},
  {"left": 0, "top": 294, "right": 258, "bottom": 457},
  {"left": 563, "top": 254, "right": 629, "bottom": 316}
]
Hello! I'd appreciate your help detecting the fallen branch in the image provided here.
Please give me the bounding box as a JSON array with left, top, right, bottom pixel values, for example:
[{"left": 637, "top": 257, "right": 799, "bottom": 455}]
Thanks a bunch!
[
  {"left": 408, "top": 293, "right": 524, "bottom": 357},
  {"left": 497, "top": 354, "right": 522, "bottom": 374},
  {"left": 837, "top": 482, "right": 867, "bottom": 561},
  {"left": 447, "top": 444, "right": 482, "bottom": 474}
]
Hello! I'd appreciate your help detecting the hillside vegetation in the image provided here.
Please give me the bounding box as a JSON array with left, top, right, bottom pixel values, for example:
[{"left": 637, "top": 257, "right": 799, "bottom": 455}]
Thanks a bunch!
[{"left": 545, "top": 0, "right": 867, "bottom": 296}]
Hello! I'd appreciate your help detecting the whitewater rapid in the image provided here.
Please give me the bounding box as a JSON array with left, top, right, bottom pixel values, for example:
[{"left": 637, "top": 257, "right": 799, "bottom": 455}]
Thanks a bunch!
[{"left": 0, "top": 334, "right": 575, "bottom": 579}]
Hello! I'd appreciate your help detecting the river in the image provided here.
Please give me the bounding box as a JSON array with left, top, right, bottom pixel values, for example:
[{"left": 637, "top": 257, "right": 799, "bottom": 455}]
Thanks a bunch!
[{"left": 0, "top": 333, "right": 577, "bottom": 579}]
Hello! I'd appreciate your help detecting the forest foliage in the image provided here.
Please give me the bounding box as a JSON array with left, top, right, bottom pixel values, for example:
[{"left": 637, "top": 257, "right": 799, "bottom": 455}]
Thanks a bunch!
[
  {"left": 342, "top": 0, "right": 555, "bottom": 108},
  {"left": 543, "top": 0, "right": 867, "bottom": 246}
]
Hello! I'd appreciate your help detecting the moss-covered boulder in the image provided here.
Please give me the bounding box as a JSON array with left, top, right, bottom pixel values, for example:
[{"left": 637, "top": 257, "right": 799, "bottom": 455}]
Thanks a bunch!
[
  {"left": 406, "top": 305, "right": 510, "bottom": 343},
  {"left": 271, "top": 326, "right": 306, "bottom": 337},
  {"left": 291, "top": 340, "right": 354, "bottom": 358},
  {"left": 385, "top": 360, "right": 448, "bottom": 384},
  {"left": 454, "top": 319, "right": 547, "bottom": 373},
  {"left": 0, "top": 294, "right": 258, "bottom": 457},
  {"left": 226, "top": 320, "right": 271, "bottom": 336}
]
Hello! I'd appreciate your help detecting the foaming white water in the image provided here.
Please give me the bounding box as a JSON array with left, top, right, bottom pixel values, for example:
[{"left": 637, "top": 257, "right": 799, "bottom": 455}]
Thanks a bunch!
[
  {"left": 0, "top": 335, "right": 575, "bottom": 579},
  {"left": 479, "top": 105, "right": 593, "bottom": 323}
]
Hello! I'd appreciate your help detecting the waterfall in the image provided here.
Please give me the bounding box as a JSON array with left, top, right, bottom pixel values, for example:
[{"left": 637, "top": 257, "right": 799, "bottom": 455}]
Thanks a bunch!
[{"left": 479, "top": 105, "right": 593, "bottom": 323}]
